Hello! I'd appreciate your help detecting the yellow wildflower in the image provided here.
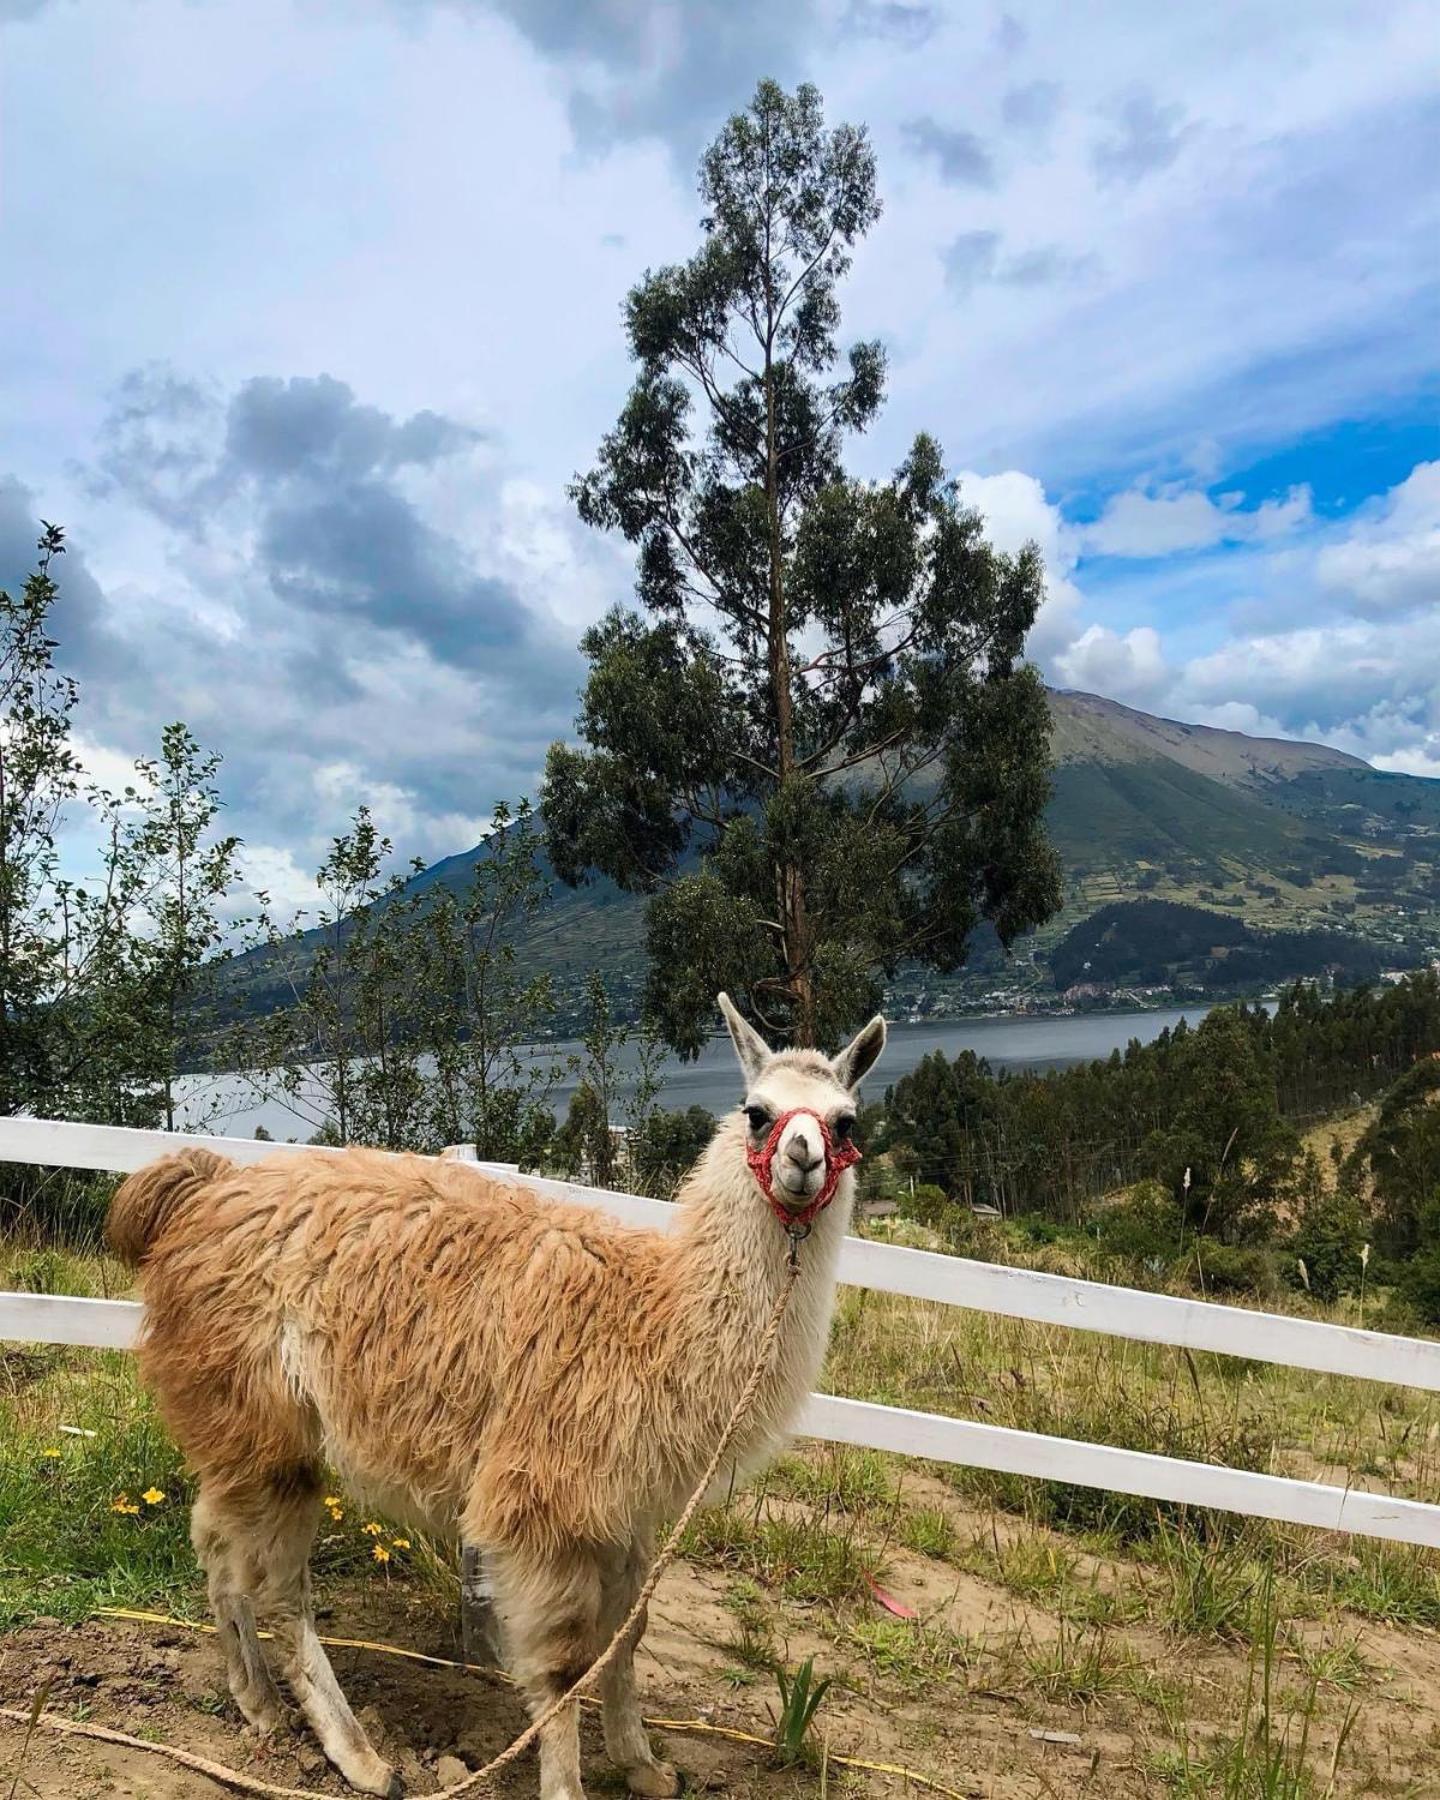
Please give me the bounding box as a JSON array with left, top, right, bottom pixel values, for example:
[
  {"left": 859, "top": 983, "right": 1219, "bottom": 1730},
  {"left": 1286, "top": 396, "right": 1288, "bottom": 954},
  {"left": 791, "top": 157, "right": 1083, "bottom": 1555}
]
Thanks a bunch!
[
  {"left": 390, "top": 1538, "right": 410, "bottom": 1551},
  {"left": 362, "top": 1521, "right": 383, "bottom": 1536},
  {"left": 40, "top": 1447, "right": 62, "bottom": 1459},
  {"left": 110, "top": 1494, "right": 140, "bottom": 1515},
  {"left": 141, "top": 1487, "right": 166, "bottom": 1506},
  {"left": 372, "top": 1543, "right": 391, "bottom": 1564},
  {"left": 323, "top": 1494, "right": 343, "bottom": 1507}
]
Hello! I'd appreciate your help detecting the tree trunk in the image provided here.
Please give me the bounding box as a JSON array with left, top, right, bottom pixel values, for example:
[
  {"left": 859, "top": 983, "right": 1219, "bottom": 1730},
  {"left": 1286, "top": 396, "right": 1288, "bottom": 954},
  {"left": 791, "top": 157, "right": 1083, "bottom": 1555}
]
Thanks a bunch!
[{"left": 762, "top": 250, "right": 816, "bottom": 1047}]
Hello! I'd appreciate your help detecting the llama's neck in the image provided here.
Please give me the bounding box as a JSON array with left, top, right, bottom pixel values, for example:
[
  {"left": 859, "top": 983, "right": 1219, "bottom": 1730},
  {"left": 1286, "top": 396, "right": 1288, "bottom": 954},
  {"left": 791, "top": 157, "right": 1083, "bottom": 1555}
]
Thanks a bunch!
[{"left": 665, "top": 1113, "right": 853, "bottom": 1447}]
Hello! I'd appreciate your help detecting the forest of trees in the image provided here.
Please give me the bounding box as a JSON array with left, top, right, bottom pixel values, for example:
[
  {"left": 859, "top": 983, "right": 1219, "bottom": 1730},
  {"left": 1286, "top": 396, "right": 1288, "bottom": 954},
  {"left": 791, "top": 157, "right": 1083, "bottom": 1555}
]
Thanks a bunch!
[{"left": 871, "top": 973, "right": 1440, "bottom": 1319}]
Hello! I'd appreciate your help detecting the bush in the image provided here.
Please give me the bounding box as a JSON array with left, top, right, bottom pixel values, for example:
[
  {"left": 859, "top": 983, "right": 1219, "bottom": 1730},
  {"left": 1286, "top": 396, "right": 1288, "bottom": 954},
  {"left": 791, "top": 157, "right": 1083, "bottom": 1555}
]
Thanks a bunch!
[
  {"left": 1287, "top": 1190, "right": 1368, "bottom": 1302},
  {"left": 1401, "top": 1245, "right": 1440, "bottom": 1326},
  {"left": 1011, "top": 1214, "right": 1067, "bottom": 1247},
  {"left": 901, "top": 1182, "right": 952, "bottom": 1229},
  {"left": 1188, "top": 1242, "right": 1278, "bottom": 1297},
  {"left": 1094, "top": 1182, "right": 1185, "bottom": 1263}
]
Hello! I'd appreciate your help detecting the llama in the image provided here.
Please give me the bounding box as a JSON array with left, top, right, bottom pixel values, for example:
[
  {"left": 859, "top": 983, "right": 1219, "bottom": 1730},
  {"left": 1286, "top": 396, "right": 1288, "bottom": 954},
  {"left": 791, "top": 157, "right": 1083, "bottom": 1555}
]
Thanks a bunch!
[{"left": 107, "top": 993, "right": 886, "bottom": 1800}]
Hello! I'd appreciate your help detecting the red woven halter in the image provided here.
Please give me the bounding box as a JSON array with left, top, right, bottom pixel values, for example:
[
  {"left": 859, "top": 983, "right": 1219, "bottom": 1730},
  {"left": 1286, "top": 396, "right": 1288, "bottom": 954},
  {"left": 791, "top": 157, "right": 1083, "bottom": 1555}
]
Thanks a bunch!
[{"left": 745, "top": 1106, "right": 862, "bottom": 1234}]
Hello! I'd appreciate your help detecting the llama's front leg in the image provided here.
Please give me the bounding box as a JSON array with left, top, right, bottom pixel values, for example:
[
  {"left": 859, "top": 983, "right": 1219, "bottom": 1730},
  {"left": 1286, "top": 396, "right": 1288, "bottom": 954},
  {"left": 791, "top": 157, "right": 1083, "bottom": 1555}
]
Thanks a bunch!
[
  {"left": 598, "top": 1537, "right": 678, "bottom": 1798},
  {"left": 491, "top": 1547, "right": 602, "bottom": 1800}
]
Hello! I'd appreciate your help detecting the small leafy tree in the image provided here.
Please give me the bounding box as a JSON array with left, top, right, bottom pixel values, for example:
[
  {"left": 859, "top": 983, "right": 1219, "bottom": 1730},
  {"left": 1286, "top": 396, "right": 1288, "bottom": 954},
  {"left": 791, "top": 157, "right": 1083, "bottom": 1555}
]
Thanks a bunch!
[
  {"left": 1286, "top": 1151, "right": 1366, "bottom": 1302},
  {"left": 1142, "top": 1008, "right": 1298, "bottom": 1241},
  {"left": 242, "top": 809, "right": 429, "bottom": 1149},
  {"left": 0, "top": 527, "right": 238, "bottom": 1135},
  {"left": 236, "top": 802, "right": 566, "bottom": 1160},
  {"left": 553, "top": 969, "right": 668, "bottom": 1188},
  {"left": 0, "top": 524, "right": 82, "bottom": 1113},
  {"left": 418, "top": 799, "right": 561, "bottom": 1165},
  {"left": 629, "top": 1102, "right": 716, "bottom": 1197},
  {"left": 545, "top": 79, "right": 1060, "bottom": 1051},
  {"left": 131, "top": 723, "right": 242, "bottom": 1129}
]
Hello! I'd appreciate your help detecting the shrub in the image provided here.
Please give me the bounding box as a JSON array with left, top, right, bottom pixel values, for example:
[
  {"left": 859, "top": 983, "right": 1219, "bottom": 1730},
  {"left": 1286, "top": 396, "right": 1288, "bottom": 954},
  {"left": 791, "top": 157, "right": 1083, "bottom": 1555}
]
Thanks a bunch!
[
  {"left": 1188, "top": 1242, "right": 1278, "bottom": 1297},
  {"left": 1095, "top": 1182, "right": 1185, "bottom": 1264},
  {"left": 902, "top": 1181, "right": 952, "bottom": 1229},
  {"left": 1400, "top": 1244, "right": 1440, "bottom": 1326},
  {"left": 1287, "top": 1190, "right": 1368, "bottom": 1303}
]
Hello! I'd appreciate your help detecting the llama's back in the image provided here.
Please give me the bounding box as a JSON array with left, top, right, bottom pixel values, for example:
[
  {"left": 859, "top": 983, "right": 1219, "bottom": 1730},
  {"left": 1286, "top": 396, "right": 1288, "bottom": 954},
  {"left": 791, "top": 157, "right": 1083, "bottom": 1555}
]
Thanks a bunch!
[{"left": 130, "top": 1148, "right": 694, "bottom": 1537}]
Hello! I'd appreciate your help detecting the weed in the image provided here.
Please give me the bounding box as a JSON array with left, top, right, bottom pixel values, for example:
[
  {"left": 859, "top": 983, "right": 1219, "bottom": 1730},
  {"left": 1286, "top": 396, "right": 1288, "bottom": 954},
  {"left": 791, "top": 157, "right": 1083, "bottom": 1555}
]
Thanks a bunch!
[
  {"left": 1018, "top": 1618, "right": 1143, "bottom": 1705},
  {"left": 841, "top": 1617, "right": 971, "bottom": 1694},
  {"left": 1155, "top": 1573, "right": 1359, "bottom": 1796},
  {"left": 1152, "top": 1524, "right": 1262, "bottom": 1641},
  {"left": 766, "top": 1447, "right": 899, "bottom": 1515},
  {"left": 897, "top": 1506, "right": 956, "bottom": 1560},
  {"left": 771, "top": 1656, "right": 831, "bottom": 1769}
]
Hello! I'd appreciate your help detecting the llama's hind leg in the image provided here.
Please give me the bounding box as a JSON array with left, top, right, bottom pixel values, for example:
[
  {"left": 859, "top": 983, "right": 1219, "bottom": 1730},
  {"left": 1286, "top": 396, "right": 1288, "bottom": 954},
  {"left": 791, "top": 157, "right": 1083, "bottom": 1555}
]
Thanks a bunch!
[
  {"left": 598, "top": 1536, "right": 678, "bottom": 1798},
  {"left": 214, "top": 1466, "right": 401, "bottom": 1798},
  {"left": 257, "top": 1474, "right": 402, "bottom": 1798},
  {"left": 192, "top": 1485, "right": 288, "bottom": 1736},
  {"left": 491, "top": 1546, "right": 603, "bottom": 1800}
]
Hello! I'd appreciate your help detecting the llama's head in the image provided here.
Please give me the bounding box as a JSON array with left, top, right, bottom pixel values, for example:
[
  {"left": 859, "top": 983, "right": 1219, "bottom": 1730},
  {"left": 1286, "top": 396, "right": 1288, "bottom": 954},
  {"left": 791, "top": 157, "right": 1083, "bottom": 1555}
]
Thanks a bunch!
[{"left": 716, "top": 992, "right": 887, "bottom": 1216}]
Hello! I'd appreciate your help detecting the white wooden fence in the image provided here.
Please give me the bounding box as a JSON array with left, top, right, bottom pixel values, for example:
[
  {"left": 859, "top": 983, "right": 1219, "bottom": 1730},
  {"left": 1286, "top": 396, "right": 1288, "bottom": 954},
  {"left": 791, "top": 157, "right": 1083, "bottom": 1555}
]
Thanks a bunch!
[{"left": 3, "top": 1116, "right": 1438, "bottom": 1549}]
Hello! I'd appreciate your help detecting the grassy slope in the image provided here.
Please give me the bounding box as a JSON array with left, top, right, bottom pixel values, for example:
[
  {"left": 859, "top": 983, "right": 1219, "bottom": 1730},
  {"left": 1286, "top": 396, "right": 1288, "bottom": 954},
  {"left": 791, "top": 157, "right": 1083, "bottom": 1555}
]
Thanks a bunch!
[{"left": 3, "top": 1229, "right": 1438, "bottom": 1794}]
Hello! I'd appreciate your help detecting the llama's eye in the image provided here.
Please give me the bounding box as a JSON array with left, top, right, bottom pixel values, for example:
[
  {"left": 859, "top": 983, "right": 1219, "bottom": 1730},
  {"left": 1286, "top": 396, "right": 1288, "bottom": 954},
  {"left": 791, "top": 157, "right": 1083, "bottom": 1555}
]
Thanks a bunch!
[
  {"left": 745, "top": 1105, "right": 771, "bottom": 1134},
  {"left": 834, "top": 1115, "right": 856, "bottom": 1142}
]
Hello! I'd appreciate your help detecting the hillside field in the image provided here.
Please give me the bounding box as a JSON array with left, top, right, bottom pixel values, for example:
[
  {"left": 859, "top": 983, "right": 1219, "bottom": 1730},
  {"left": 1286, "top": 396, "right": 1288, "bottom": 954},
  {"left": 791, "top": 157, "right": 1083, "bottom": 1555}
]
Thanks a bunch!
[{"left": 3, "top": 1226, "right": 1438, "bottom": 1798}]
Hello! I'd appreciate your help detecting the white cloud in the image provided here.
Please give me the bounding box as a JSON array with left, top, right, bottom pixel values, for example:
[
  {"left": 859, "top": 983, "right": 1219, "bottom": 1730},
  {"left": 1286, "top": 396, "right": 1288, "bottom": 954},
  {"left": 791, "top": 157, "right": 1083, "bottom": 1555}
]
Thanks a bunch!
[
  {"left": 1315, "top": 460, "right": 1440, "bottom": 615},
  {"left": 1082, "top": 483, "right": 1312, "bottom": 557},
  {"left": 1054, "top": 624, "right": 1169, "bottom": 705},
  {"left": 956, "top": 467, "right": 1085, "bottom": 661},
  {"left": 238, "top": 842, "right": 319, "bottom": 914},
  {"left": 1178, "top": 700, "right": 1292, "bottom": 739}
]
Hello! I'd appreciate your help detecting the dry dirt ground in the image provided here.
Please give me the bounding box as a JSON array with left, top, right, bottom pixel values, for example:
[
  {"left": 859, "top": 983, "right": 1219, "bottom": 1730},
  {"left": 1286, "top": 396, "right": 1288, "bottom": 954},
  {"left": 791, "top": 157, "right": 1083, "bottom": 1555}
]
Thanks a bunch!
[{"left": 3, "top": 1495, "right": 1440, "bottom": 1800}]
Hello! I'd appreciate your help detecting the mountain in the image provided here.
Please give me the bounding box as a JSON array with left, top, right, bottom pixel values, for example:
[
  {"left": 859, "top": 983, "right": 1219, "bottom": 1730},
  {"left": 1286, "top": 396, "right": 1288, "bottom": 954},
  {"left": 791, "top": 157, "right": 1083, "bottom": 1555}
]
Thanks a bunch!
[
  {"left": 222, "top": 691, "right": 1440, "bottom": 1026},
  {"left": 1048, "top": 898, "right": 1390, "bottom": 997}
]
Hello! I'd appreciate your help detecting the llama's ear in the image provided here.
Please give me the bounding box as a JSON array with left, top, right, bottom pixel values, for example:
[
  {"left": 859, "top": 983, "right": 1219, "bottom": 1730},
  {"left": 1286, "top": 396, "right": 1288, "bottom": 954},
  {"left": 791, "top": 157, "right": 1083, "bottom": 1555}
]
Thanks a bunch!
[
  {"left": 717, "top": 992, "right": 770, "bottom": 1088},
  {"left": 832, "top": 1015, "right": 887, "bottom": 1091}
]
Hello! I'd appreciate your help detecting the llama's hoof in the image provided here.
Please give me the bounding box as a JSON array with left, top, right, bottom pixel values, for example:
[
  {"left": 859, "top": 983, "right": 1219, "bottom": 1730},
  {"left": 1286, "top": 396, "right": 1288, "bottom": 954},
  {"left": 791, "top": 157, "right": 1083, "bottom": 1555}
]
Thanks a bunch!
[
  {"left": 626, "top": 1762, "right": 680, "bottom": 1798},
  {"left": 240, "top": 1706, "right": 291, "bottom": 1741},
  {"left": 347, "top": 1760, "right": 404, "bottom": 1799}
]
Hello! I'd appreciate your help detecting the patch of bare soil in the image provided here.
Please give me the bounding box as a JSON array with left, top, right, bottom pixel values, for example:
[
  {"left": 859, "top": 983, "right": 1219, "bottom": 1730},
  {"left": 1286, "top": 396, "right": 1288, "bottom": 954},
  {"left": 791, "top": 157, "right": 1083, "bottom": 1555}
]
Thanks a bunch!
[{"left": 0, "top": 1575, "right": 956, "bottom": 1800}]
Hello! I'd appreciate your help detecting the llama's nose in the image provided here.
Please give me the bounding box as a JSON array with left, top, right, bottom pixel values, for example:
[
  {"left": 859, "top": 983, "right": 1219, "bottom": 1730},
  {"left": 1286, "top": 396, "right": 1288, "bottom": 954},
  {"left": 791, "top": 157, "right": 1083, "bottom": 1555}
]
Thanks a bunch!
[{"left": 785, "top": 1134, "right": 822, "bottom": 1174}]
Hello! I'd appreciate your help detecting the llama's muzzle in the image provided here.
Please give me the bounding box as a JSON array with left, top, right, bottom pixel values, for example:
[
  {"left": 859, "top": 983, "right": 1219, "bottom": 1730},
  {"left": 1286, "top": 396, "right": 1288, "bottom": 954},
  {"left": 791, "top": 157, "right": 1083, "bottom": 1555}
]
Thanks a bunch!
[{"left": 746, "top": 1106, "right": 861, "bottom": 1234}]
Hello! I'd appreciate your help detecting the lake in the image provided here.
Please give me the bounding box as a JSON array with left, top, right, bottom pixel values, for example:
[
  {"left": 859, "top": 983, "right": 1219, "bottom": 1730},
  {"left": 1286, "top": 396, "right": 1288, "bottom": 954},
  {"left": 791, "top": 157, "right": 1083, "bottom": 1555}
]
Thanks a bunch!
[{"left": 174, "top": 1006, "right": 1218, "bottom": 1142}]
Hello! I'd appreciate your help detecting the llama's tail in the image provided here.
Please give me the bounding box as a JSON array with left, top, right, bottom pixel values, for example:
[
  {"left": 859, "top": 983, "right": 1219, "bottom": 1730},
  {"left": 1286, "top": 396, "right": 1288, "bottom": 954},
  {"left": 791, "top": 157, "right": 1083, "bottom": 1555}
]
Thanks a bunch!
[{"left": 106, "top": 1148, "right": 234, "bottom": 1268}]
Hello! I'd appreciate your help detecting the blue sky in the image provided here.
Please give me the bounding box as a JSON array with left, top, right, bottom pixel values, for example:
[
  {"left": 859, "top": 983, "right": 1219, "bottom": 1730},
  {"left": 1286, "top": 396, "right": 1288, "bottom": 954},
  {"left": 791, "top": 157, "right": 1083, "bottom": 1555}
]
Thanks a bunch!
[{"left": 1, "top": 0, "right": 1436, "bottom": 902}]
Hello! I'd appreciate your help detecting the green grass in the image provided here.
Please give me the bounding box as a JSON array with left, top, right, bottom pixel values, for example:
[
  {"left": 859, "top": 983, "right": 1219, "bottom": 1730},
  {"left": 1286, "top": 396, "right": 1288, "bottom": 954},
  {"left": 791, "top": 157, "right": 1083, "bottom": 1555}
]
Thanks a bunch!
[
  {"left": 840, "top": 1616, "right": 972, "bottom": 1694},
  {"left": 896, "top": 1506, "right": 956, "bottom": 1560},
  {"left": 1152, "top": 1578, "right": 1359, "bottom": 1797},
  {"left": 680, "top": 1505, "right": 886, "bottom": 1607},
  {"left": 0, "top": 1338, "right": 437, "bottom": 1631}
]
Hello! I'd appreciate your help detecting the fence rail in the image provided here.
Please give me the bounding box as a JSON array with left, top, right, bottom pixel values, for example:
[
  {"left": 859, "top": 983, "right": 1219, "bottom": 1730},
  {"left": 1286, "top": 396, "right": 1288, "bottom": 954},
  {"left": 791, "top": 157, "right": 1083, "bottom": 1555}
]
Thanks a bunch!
[{"left": 3, "top": 1115, "right": 1438, "bottom": 1549}]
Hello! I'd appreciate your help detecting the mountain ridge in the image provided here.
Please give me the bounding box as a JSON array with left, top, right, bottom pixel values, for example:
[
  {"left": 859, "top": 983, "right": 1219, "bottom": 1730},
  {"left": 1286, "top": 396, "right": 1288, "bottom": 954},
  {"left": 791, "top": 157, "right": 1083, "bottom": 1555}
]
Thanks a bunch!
[{"left": 223, "top": 691, "right": 1440, "bottom": 1026}]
